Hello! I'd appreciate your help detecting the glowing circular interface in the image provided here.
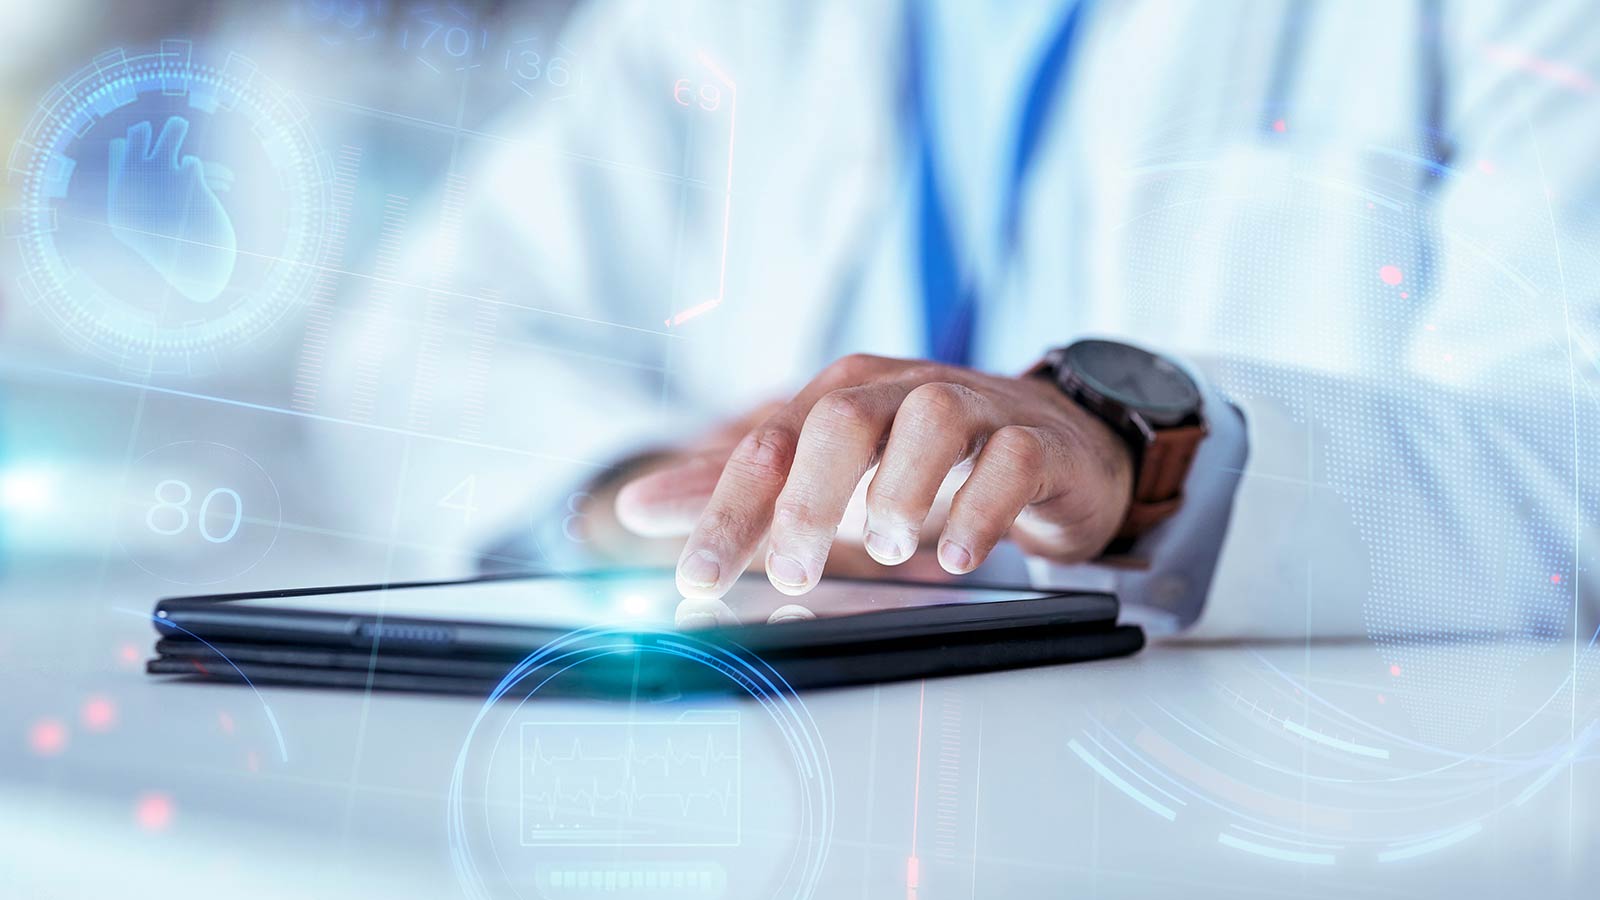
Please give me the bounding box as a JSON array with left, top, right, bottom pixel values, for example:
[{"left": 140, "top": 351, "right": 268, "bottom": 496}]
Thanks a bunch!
[
  {"left": 1048, "top": 108, "right": 1600, "bottom": 866},
  {"left": 5, "top": 40, "right": 329, "bottom": 372},
  {"left": 447, "top": 627, "right": 833, "bottom": 900}
]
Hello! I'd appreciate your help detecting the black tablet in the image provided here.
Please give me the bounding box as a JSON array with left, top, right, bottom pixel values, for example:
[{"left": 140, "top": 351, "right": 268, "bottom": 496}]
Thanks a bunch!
[{"left": 147, "top": 570, "right": 1144, "bottom": 695}]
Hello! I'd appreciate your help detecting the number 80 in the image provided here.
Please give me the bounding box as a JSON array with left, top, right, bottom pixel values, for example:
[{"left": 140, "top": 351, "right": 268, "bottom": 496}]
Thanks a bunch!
[{"left": 146, "top": 479, "right": 244, "bottom": 544}]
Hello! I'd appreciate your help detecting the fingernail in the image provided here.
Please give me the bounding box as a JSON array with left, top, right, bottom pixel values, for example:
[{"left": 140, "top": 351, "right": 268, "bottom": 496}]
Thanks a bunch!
[
  {"left": 677, "top": 611, "right": 720, "bottom": 630},
  {"left": 766, "top": 552, "right": 811, "bottom": 588},
  {"left": 678, "top": 549, "right": 721, "bottom": 589},
  {"left": 864, "top": 529, "right": 913, "bottom": 564},
  {"left": 938, "top": 541, "right": 973, "bottom": 574}
]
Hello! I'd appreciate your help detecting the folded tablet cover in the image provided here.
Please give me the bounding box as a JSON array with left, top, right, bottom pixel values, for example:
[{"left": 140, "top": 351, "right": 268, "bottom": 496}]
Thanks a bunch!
[{"left": 148, "top": 624, "right": 1145, "bottom": 696}]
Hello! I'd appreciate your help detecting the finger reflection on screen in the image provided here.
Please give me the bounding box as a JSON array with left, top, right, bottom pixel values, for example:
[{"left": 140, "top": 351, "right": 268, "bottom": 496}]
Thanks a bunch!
[
  {"left": 672, "top": 577, "right": 1046, "bottom": 630},
  {"left": 673, "top": 588, "right": 819, "bottom": 629}
]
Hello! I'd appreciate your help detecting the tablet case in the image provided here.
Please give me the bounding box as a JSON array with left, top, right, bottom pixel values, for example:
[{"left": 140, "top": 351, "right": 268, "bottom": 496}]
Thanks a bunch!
[
  {"left": 144, "top": 572, "right": 1145, "bottom": 696},
  {"left": 148, "top": 624, "right": 1145, "bottom": 696}
]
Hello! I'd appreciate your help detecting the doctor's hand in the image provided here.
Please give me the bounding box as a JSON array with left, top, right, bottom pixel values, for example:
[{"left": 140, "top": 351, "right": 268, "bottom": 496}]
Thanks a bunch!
[{"left": 614, "top": 354, "right": 1134, "bottom": 601}]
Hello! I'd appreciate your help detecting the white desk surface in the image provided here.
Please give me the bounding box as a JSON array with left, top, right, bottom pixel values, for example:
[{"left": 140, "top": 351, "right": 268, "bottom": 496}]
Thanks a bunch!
[{"left": 4, "top": 555, "right": 1597, "bottom": 900}]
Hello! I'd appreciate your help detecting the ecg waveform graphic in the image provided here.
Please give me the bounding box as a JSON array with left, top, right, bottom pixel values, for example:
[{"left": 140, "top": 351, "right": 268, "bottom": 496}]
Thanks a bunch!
[{"left": 519, "top": 712, "right": 741, "bottom": 847}]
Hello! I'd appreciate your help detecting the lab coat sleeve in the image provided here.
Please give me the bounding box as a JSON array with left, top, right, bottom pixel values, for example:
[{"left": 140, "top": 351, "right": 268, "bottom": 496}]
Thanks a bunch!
[
  {"left": 308, "top": 1, "right": 722, "bottom": 574},
  {"left": 1036, "top": 2, "right": 1600, "bottom": 641},
  {"left": 1183, "top": 2, "right": 1600, "bottom": 641}
]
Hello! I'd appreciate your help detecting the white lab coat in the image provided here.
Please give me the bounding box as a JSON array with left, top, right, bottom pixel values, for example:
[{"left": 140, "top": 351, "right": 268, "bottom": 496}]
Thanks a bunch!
[{"left": 315, "top": 0, "right": 1599, "bottom": 646}]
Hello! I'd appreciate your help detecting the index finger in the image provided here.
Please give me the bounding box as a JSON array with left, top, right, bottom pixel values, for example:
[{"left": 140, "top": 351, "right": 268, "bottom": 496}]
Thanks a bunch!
[
  {"left": 673, "top": 355, "right": 893, "bottom": 599},
  {"left": 672, "top": 407, "right": 807, "bottom": 599}
]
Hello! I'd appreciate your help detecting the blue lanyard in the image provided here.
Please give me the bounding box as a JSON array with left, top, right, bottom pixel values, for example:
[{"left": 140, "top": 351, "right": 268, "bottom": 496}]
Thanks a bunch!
[{"left": 911, "top": 0, "right": 1091, "bottom": 366}]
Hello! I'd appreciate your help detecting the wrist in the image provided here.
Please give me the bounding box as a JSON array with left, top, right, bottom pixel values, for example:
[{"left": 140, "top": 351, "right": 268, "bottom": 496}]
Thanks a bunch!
[
  {"left": 1015, "top": 372, "right": 1135, "bottom": 557},
  {"left": 1070, "top": 404, "right": 1137, "bottom": 554},
  {"left": 1026, "top": 339, "right": 1208, "bottom": 553}
]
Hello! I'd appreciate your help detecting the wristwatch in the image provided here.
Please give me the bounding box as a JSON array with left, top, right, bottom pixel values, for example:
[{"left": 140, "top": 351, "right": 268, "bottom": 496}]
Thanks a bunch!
[{"left": 1031, "top": 339, "right": 1208, "bottom": 551}]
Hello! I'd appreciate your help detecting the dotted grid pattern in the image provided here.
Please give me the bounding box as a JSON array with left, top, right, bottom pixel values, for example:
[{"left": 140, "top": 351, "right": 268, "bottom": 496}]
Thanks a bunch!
[
  {"left": 4, "top": 43, "right": 330, "bottom": 371},
  {"left": 537, "top": 868, "right": 724, "bottom": 892},
  {"left": 1114, "top": 131, "right": 1593, "bottom": 745}
]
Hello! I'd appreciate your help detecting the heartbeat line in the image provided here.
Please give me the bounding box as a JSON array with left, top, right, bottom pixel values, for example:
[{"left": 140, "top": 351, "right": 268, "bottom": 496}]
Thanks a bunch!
[{"left": 519, "top": 717, "right": 743, "bottom": 845}]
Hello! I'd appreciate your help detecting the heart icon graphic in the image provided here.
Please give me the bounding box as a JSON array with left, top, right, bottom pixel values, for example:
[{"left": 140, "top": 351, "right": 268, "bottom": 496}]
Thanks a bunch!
[{"left": 107, "top": 116, "right": 238, "bottom": 304}]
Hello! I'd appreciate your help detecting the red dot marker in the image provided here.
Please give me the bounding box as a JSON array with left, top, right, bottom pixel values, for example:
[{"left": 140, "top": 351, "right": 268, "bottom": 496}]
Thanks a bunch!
[
  {"left": 1551, "top": 574, "right": 1563, "bottom": 584},
  {"left": 81, "top": 696, "right": 117, "bottom": 733},
  {"left": 28, "top": 718, "right": 68, "bottom": 757},
  {"left": 1272, "top": 118, "right": 1287, "bottom": 133},
  {"left": 1389, "top": 664, "right": 1402, "bottom": 677},
  {"left": 1379, "top": 265, "right": 1404, "bottom": 286},
  {"left": 135, "top": 792, "right": 175, "bottom": 831}
]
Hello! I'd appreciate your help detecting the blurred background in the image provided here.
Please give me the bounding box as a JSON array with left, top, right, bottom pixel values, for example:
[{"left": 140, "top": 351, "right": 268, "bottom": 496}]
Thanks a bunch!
[
  {"left": 0, "top": 0, "right": 591, "bottom": 584},
  {"left": 5, "top": 8, "right": 1599, "bottom": 897}
]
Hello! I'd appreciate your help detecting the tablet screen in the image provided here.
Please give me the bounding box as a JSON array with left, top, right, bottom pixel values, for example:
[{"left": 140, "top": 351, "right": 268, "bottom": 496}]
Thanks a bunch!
[{"left": 222, "top": 573, "right": 1057, "bottom": 630}]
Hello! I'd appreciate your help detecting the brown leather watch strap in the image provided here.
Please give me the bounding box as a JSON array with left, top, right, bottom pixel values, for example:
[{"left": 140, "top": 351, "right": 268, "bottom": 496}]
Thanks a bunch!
[{"left": 1116, "top": 422, "right": 1207, "bottom": 543}]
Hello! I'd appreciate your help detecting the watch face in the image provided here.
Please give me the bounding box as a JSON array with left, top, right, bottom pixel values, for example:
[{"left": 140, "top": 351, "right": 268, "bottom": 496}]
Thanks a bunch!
[{"left": 1061, "top": 339, "right": 1202, "bottom": 426}]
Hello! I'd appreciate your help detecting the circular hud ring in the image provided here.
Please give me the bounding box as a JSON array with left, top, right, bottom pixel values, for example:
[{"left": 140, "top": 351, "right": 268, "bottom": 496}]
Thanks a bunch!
[
  {"left": 446, "top": 626, "right": 834, "bottom": 900},
  {"left": 5, "top": 39, "right": 329, "bottom": 372}
]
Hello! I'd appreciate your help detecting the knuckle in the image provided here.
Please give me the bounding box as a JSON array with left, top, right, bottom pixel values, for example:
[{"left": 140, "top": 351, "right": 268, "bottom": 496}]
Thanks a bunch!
[
  {"left": 828, "top": 352, "right": 884, "bottom": 382},
  {"left": 772, "top": 497, "right": 825, "bottom": 536},
  {"left": 812, "top": 388, "right": 875, "bottom": 430},
  {"left": 987, "top": 425, "right": 1049, "bottom": 472},
  {"left": 731, "top": 428, "right": 795, "bottom": 484},
  {"left": 900, "top": 363, "right": 950, "bottom": 386},
  {"left": 695, "top": 508, "right": 742, "bottom": 544},
  {"left": 863, "top": 477, "right": 903, "bottom": 507},
  {"left": 901, "top": 381, "right": 977, "bottom": 425},
  {"left": 949, "top": 483, "right": 1002, "bottom": 522},
  {"left": 864, "top": 481, "right": 913, "bottom": 519}
]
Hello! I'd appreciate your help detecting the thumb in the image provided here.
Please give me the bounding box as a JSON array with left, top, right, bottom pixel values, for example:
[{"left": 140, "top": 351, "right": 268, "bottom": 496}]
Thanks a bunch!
[{"left": 614, "top": 455, "right": 723, "bottom": 538}]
